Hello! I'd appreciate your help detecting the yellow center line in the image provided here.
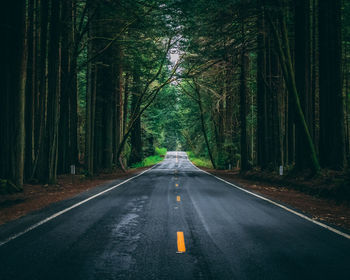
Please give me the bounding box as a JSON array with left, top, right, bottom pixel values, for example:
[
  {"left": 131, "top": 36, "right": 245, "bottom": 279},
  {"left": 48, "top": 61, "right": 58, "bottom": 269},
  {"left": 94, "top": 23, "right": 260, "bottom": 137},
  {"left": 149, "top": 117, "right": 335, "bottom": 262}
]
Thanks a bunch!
[
  {"left": 176, "top": 195, "right": 181, "bottom": 202},
  {"left": 177, "top": 231, "right": 186, "bottom": 253}
]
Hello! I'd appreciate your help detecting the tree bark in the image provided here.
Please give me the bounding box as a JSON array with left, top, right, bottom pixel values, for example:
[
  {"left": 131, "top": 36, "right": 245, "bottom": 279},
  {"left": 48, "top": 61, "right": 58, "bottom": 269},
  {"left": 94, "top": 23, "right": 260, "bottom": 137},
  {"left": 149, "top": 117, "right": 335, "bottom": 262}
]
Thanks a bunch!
[
  {"left": 25, "top": 0, "right": 37, "bottom": 180},
  {"left": 47, "top": 0, "right": 61, "bottom": 183},
  {"left": 240, "top": 36, "right": 250, "bottom": 172},
  {"left": 129, "top": 70, "right": 143, "bottom": 165},
  {"left": 14, "top": 1, "right": 28, "bottom": 188},
  {"left": 257, "top": 1, "right": 268, "bottom": 169},
  {"left": 295, "top": 0, "right": 313, "bottom": 170},
  {"left": 318, "top": 0, "right": 345, "bottom": 169}
]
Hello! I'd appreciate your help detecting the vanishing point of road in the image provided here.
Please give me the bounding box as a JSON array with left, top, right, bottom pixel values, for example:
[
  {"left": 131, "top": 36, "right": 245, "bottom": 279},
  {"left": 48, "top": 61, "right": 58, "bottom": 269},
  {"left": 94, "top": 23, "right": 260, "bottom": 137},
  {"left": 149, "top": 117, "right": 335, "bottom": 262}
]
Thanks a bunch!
[{"left": 0, "top": 152, "right": 349, "bottom": 279}]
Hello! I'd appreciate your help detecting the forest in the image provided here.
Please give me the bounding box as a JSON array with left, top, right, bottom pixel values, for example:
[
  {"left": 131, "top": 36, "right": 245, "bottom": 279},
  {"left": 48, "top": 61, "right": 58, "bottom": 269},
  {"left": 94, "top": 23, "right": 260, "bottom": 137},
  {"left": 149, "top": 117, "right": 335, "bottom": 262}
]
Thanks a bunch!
[{"left": 1, "top": 0, "right": 349, "bottom": 191}]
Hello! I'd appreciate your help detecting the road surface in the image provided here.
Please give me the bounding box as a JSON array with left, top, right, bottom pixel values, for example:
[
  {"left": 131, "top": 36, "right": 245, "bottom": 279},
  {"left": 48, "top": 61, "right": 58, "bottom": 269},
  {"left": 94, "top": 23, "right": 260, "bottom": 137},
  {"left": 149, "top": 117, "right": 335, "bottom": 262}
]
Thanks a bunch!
[{"left": 0, "top": 152, "right": 349, "bottom": 279}]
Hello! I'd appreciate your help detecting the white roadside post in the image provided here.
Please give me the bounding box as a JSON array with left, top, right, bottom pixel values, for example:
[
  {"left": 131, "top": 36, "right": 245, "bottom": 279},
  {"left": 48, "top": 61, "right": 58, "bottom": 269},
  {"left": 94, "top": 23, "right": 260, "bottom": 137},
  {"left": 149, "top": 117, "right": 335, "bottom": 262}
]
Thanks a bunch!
[{"left": 70, "top": 165, "right": 76, "bottom": 184}]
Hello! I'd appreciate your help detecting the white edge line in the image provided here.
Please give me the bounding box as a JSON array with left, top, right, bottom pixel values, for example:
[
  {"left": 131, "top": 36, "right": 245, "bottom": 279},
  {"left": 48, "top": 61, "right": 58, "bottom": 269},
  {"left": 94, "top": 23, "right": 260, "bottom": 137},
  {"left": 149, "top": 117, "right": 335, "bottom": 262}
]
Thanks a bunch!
[
  {"left": 186, "top": 155, "right": 350, "bottom": 240},
  {"left": 0, "top": 164, "right": 160, "bottom": 247}
]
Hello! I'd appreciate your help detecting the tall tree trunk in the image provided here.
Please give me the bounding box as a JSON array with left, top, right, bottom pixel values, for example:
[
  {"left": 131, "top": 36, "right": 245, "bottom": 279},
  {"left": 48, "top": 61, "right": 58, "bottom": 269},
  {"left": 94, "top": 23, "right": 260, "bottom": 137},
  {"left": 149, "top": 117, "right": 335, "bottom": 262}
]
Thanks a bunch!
[
  {"left": 0, "top": 1, "right": 28, "bottom": 188},
  {"left": 215, "top": 83, "right": 225, "bottom": 168},
  {"left": 345, "top": 59, "right": 349, "bottom": 158},
  {"left": 58, "top": 0, "right": 71, "bottom": 174},
  {"left": 129, "top": 71, "right": 143, "bottom": 165},
  {"left": 295, "top": 0, "right": 312, "bottom": 170},
  {"left": 311, "top": 0, "right": 318, "bottom": 143},
  {"left": 69, "top": 0, "right": 79, "bottom": 167},
  {"left": 25, "top": 0, "right": 37, "bottom": 180},
  {"left": 34, "top": 0, "right": 50, "bottom": 182},
  {"left": 13, "top": 1, "right": 28, "bottom": 188},
  {"left": 123, "top": 73, "right": 130, "bottom": 137},
  {"left": 345, "top": 44, "right": 350, "bottom": 159},
  {"left": 318, "top": 0, "right": 345, "bottom": 169},
  {"left": 225, "top": 56, "right": 235, "bottom": 168},
  {"left": 113, "top": 46, "right": 123, "bottom": 165},
  {"left": 257, "top": 1, "right": 268, "bottom": 169},
  {"left": 47, "top": 0, "right": 61, "bottom": 183},
  {"left": 85, "top": 2, "right": 95, "bottom": 176},
  {"left": 101, "top": 62, "right": 114, "bottom": 170},
  {"left": 240, "top": 34, "right": 250, "bottom": 172},
  {"left": 59, "top": 0, "right": 79, "bottom": 173},
  {"left": 266, "top": 25, "right": 282, "bottom": 169}
]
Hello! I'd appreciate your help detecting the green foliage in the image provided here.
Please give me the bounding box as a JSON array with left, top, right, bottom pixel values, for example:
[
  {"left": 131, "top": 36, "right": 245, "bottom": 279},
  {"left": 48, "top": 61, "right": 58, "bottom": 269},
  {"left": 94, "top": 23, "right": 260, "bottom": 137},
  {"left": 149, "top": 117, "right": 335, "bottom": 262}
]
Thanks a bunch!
[
  {"left": 131, "top": 147, "right": 167, "bottom": 168},
  {"left": 143, "top": 85, "right": 184, "bottom": 150},
  {"left": 155, "top": 147, "right": 167, "bottom": 156},
  {"left": 131, "top": 155, "right": 163, "bottom": 168},
  {"left": 187, "top": 151, "right": 213, "bottom": 169}
]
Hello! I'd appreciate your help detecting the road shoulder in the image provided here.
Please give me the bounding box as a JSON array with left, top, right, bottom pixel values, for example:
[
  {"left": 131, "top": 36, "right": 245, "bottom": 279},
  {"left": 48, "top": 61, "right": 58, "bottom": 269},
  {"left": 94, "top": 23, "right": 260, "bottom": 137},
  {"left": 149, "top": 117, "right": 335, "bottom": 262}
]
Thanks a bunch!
[
  {"left": 198, "top": 167, "right": 350, "bottom": 233},
  {"left": 0, "top": 167, "right": 149, "bottom": 226}
]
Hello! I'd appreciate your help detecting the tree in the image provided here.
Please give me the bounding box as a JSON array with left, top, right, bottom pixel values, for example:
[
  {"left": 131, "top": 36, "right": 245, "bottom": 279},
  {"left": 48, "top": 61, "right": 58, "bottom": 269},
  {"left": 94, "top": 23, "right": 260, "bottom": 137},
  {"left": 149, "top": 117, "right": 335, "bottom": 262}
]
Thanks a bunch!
[
  {"left": 319, "top": 0, "right": 344, "bottom": 169},
  {"left": 0, "top": 1, "right": 28, "bottom": 189},
  {"left": 295, "top": 0, "right": 313, "bottom": 170},
  {"left": 267, "top": 1, "right": 320, "bottom": 173}
]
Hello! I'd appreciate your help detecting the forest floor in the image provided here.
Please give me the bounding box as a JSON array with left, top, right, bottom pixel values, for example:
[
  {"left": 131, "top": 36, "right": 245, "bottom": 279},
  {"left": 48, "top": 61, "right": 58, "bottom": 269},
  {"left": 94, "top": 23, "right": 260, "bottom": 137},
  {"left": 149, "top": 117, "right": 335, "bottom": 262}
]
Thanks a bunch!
[
  {"left": 0, "top": 167, "right": 149, "bottom": 226},
  {"left": 201, "top": 168, "right": 350, "bottom": 232}
]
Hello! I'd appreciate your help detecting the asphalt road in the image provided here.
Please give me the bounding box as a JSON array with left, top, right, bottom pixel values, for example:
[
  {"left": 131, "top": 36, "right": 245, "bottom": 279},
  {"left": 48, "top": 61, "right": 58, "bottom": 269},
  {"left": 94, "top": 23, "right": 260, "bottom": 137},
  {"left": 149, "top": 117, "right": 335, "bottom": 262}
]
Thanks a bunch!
[{"left": 0, "top": 152, "right": 349, "bottom": 280}]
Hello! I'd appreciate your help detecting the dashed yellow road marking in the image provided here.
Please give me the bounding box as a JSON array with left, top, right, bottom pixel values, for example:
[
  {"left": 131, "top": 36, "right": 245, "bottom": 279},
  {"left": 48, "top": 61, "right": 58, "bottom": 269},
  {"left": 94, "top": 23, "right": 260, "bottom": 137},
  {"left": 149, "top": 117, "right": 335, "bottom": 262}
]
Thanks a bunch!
[
  {"left": 175, "top": 183, "right": 179, "bottom": 187},
  {"left": 177, "top": 231, "right": 186, "bottom": 253},
  {"left": 176, "top": 196, "right": 181, "bottom": 202}
]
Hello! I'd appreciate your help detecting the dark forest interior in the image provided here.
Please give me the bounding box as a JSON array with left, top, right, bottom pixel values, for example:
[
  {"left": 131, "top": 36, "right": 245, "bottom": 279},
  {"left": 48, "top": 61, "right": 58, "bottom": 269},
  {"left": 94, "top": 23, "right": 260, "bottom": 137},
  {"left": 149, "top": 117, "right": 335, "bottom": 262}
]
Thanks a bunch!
[{"left": 0, "top": 0, "right": 349, "bottom": 192}]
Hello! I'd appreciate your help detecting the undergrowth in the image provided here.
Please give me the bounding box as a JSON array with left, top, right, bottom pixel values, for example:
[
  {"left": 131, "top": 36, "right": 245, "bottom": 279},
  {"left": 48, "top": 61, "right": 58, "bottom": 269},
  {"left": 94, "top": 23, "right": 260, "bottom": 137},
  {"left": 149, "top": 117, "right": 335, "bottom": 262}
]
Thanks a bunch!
[
  {"left": 155, "top": 147, "right": 167, "bottom": 157},
  {"left": 131, "top": 147, "right": 167, "bottom": 168},
  {"left": 187, "top": 151, "right": 213, "bottom": 168}
]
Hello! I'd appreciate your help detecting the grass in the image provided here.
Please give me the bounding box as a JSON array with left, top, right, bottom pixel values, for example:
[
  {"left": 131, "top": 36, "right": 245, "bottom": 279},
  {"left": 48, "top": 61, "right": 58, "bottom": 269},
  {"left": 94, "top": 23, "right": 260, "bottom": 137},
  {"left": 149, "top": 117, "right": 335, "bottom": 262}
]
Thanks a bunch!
[
  {"left": 187, "top": 151, "right": 213, "bottom": 168},
  {"left": 155, "top": 147, "right": 167, "bottom": 157},
  {"left": 131, "top": 147, "right": 167, "bottom": 168}
]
